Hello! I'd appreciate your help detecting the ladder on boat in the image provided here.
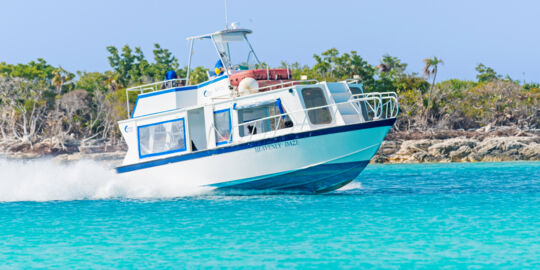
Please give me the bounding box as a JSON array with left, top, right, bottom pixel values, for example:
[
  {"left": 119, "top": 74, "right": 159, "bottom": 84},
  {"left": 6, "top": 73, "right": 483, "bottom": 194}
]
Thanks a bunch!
[{"left": 324, "top": 82, "right": 368, "bottom": 124}]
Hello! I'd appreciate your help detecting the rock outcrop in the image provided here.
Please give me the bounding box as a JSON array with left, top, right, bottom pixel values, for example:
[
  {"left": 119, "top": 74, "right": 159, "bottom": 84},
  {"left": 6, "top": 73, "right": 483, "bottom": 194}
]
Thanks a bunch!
[{"left": 374, "top": 136, "right": 540, "bottom": 163}]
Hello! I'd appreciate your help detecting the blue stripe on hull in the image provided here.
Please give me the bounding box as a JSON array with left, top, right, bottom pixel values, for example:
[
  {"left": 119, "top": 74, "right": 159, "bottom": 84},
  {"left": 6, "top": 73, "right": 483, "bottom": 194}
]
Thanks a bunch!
[
  {"left": 215, "top": 160, "right": 369, "bottom": 193},
  {"left": 116, "top": 118, "right": 395, "bottom": 174}
]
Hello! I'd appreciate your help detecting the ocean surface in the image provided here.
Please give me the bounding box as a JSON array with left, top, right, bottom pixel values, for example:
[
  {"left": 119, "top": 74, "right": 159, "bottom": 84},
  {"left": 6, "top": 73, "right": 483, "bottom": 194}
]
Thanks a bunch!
[{"left": 0, "top": 160, "right": 538, "bottom": 268}]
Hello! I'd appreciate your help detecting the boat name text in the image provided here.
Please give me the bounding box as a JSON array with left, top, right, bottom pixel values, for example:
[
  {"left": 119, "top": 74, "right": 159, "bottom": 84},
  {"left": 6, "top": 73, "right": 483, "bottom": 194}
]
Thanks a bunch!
[{"left": 254, "top": 140, "right": 298, "bottom": 153}]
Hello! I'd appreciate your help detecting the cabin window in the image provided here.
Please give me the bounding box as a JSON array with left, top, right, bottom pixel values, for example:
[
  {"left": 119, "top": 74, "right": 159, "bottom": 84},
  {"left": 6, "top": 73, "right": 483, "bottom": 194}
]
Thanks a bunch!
[
  {"left": 349, "top": 86, "right": 363, "bottom": 95},
  {"left": 238, "top": 99, "right": 293, "bottom": 137},
  {"left": 214, "top": 109, "right": 232, "bottom": 145},
  {"left": 187, "top": 108, "right": 207, "bottom": 151},
  {"left": 301, "top": 87, "right": 332, "bottom": 125},
  {"left": 349, "top": 86, "right": 370, "bottom": 121},
  {"left": 137, "top": 118, "right": 186, "bottom": 158}
]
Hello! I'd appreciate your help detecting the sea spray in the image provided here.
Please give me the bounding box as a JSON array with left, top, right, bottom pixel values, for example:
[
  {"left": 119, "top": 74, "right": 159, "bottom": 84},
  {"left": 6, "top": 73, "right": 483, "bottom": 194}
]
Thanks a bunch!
[
  {"left": 336, "top": 181, "right": 362, "bottom": 191},
  {"left": 0, "top": 158, "right": 213, "bottom": 202}
]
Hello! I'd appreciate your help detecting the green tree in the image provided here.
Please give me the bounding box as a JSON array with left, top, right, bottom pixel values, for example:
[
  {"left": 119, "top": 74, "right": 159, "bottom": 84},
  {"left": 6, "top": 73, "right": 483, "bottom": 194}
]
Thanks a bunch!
[
  {"left": 76, "top": 71, "right": 108, "bottom": 93},
  {"left": 313, "top": 49, "right": 375, "bottom": 89},
  {"left": 107, "top": 44, "right": 181, "bottom": 86},
  {"left": 523, "top": 82, "right": 540, "bottom": 92},
  {"left": 475, "top": 63, "right": 501, "bottom": 82},
  {"left": 373, "top": 55, "right": 408, "bottom": 93},
  {"left": 348, "top": 51, "right": 376, "bottom": 90},
  {"left": 313, "top": 48, "right": 337, "bottom": 78},
  {"left": 51, "top": 67, "right": 75, "bottom": 94},
  {"left": 129, "top": 47, "right": 152, "bottom": 84},
  {"left": 106, "top": 45, "right": 136, "bottom": 87},
  {"left": 104, "top": 71, "right": 120, "bottom": 92},
  {"left": 151, "top": 44, "right": 179, "bottom": 81},
  {"left": 393, "top": 77, "right": 429, "bottom": 93},
  {"left": 423, "top": 56, "right": 444, "bottom": 114},
  {"left": 377, "top": 54, "right": 407, "bottom": 78},
  {"left": 0, "top": 59, "right": 57, "bottom": 81},
  {"left": 189, "top": 66, "right": 209, "bottom": 85}
]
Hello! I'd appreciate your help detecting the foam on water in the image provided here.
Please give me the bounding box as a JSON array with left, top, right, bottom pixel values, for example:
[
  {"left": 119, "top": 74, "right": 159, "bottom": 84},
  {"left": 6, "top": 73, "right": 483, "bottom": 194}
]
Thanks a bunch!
[
  {"left": 336, "top": 181, "right": 362, "bottom": 191},
  {"left": 0, "top": 158, "right": 213, "bottom": 202}
]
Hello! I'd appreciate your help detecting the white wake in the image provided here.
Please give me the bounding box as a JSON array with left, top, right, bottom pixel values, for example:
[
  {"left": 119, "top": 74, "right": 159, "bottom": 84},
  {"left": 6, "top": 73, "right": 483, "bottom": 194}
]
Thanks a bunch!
[
  {"left": 336, "top": 181, "right": 362, "bottom": 191},
  {"left": 0, "top": 158, "right": 213, "bottom": 202}
]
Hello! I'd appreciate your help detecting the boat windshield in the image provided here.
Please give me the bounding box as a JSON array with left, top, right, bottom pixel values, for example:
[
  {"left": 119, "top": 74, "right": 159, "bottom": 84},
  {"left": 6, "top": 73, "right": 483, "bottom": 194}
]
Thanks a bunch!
[
  {"left": 186, "top": 28, "right": 262, "bottom": 85},
  {"left": 212, "top": 31, "right": 260, "bottom": 71}
]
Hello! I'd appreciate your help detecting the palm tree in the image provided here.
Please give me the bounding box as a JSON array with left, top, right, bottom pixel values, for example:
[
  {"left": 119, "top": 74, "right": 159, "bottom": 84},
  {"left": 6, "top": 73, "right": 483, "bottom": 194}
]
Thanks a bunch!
[
  {"left": 423, "top": 57, "right": 443, "bottom": 118},
  {"left": 423, "top": 57, "right": 443, "bottom": 99},
  {"left": 105, "top": 71, "right": 119, "bottom": 92},
  {"left": 376, "top": 63, "right": 391, "bottom": 74},
  {"left": 52, "top": 67, "right": 74, "bottom": 94}
]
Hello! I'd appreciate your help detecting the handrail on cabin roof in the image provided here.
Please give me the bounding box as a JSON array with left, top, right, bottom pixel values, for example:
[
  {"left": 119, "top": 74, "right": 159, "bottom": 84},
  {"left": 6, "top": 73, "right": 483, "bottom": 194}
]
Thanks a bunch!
[{"left": 125, "top": 78, "right": 187, "bottom": 118}]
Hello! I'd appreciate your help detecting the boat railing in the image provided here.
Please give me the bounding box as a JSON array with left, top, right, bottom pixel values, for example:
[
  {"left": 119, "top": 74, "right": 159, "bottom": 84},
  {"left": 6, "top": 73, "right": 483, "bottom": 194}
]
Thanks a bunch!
[
  {"left": 228, "top": 80, "right": 320, "bottom": 97},
  {"left": 350, "top": 92, "right": 399, "bottom": 120},
  {"left": 229, "top": 92, "right": 398, "bottom": 142},
  {"left": 344, "top": 79, "right": 360, "bottom": 84},
  {"left": 251, "top": 79, "right": 320, "bottom": 93},
  {"left": 125, "top": 78, "right": 187, "bottom": 117},
  {"left": 126, "top": 78, "right": 188, "bottom": 94}
]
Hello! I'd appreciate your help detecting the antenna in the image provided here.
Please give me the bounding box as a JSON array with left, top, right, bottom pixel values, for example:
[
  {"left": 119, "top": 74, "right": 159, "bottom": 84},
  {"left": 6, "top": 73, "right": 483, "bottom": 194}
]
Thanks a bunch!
[{"left": 224, "top": 0, "right": 229, "bottom": 29}]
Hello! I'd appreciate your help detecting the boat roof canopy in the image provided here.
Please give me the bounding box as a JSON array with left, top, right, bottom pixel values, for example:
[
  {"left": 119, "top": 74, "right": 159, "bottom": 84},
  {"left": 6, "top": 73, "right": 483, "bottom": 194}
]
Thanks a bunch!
[
  {"left": 187, "top": 28, "right": 253, "bottom": 41},
  {"left": 185, "top": 28, "right": 260, "bottom": 86}
]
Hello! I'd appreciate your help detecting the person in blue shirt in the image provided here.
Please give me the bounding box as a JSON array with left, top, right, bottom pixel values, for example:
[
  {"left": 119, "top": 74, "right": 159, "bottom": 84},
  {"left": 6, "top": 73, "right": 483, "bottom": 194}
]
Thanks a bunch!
[
  {"left": 162, "top": 70, "right": 181, "bottom": 89},
  {"left": 215, "top": 59, "right": 224, "bottom": 76}
]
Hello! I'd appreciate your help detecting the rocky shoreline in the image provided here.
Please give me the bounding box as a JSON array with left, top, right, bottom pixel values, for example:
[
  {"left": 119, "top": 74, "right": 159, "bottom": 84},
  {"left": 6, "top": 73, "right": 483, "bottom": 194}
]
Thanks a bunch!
[
  {"left": 372, "top": 136, "right": 540, "bottom": 164},
  {"left": 1, "top": 127, "right": 539, "bottom": 165},
  {"left": 0, "top": 139, "right": 126, "bottom": 166}
]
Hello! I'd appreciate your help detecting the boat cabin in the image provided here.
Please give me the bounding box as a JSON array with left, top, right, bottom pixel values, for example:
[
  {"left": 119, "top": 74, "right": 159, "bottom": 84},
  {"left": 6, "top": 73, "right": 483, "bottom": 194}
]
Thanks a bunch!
[{"left": 118, "top": 28, "right": 398, "bottom": 165}]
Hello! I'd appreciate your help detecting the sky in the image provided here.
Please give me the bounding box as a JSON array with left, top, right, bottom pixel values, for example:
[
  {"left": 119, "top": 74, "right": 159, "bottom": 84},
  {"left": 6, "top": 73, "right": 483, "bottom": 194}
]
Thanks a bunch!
[{"left": 1, "top": 0, "right": 539, "bottom": 82}]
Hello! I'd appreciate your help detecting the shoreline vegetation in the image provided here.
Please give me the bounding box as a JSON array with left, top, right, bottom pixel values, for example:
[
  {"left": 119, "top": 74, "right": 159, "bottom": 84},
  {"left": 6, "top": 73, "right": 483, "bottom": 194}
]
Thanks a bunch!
[{"left": 0, "top": 45, "right": 538, "bottom": 164}]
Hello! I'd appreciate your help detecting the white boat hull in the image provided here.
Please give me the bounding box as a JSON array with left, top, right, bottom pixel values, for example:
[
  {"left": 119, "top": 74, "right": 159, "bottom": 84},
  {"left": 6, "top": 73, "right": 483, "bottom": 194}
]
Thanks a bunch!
[{"left": 116, "top": 118, "right": 394, "bottom": 193}]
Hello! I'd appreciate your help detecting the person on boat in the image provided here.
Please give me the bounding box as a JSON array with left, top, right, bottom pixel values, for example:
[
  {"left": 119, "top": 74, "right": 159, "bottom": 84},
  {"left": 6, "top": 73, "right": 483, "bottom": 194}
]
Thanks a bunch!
[
  {"left": 215, "top": 59, "right": 225, "bottom": 76},
  {"left": 162, "top": 70, "right": 181, "bottom": 89}
]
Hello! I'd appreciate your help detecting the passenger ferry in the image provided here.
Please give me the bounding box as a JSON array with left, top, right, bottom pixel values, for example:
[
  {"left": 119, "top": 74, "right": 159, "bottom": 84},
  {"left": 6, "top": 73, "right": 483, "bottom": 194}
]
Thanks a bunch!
[{"left": 115, "top": 26, "right": 399, "bottom": 193}]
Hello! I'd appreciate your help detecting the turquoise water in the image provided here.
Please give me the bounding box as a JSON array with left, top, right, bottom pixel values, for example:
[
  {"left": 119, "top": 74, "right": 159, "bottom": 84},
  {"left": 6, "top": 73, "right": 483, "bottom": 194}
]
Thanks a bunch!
[{"left": 0, "top": 161, "right": 539, "bottom": 268}]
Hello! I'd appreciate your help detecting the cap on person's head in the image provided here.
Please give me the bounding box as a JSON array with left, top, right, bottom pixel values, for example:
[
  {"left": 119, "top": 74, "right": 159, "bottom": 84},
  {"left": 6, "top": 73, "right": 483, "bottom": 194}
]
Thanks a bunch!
[{"left": 165, "top": 70, "right": 177, "bottom": 80}]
